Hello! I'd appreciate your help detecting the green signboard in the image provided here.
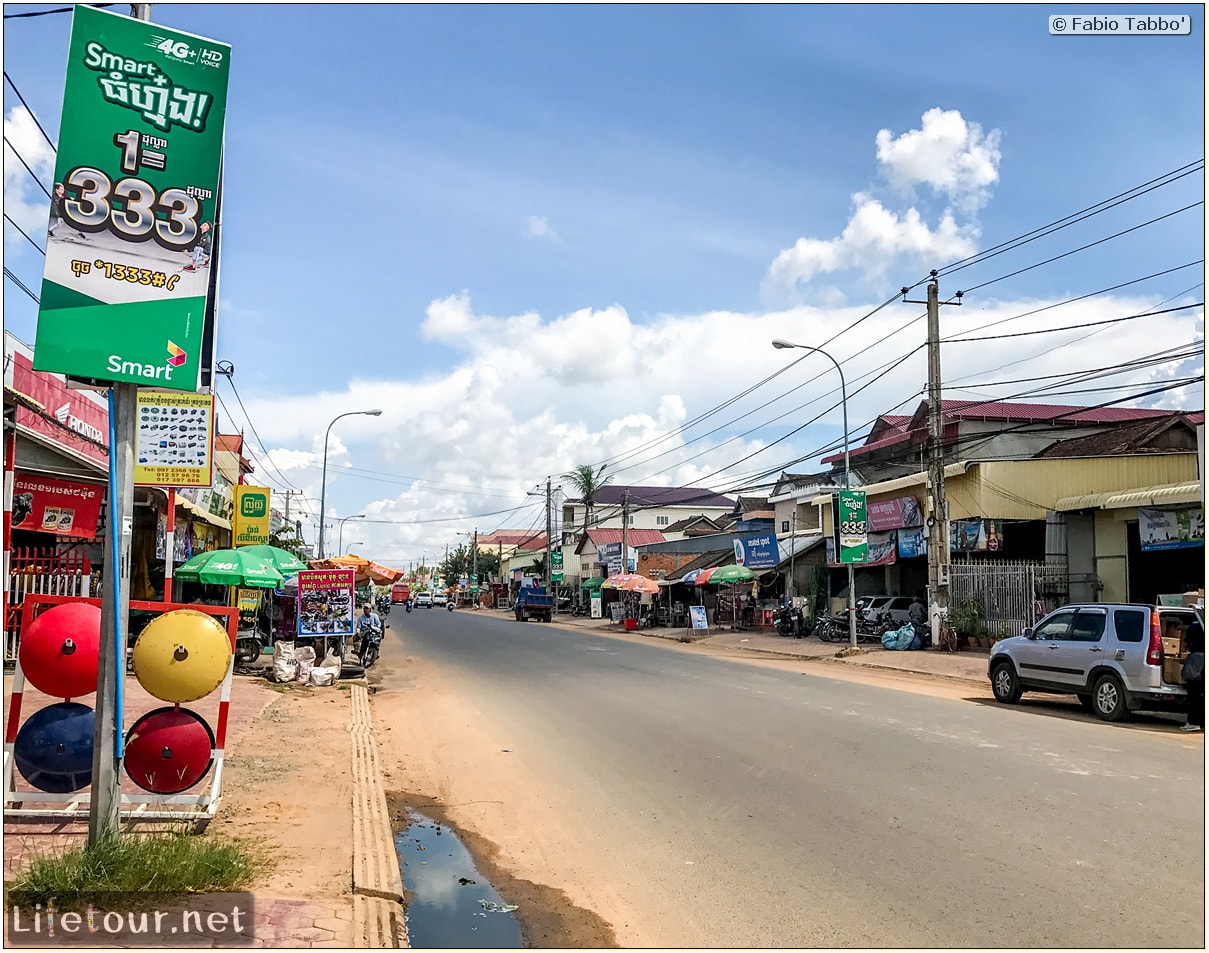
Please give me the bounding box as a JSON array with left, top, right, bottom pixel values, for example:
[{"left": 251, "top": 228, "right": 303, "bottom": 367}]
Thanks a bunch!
[
  {"left": 33, "top": 6, "right": 231, "bottom": 392},
  {"left": 551, "top": 550, "right": 564, "bottom": 582},
  {"left": 834, "top": 490, "right": 868, "bottom": 564}
]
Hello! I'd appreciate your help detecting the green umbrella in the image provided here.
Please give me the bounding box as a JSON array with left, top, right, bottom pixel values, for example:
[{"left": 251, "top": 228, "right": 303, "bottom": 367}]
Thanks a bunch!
[
  {"left": 708, "top": 564, "right": 755, "bottom": 584},
  {"left": 175, "top": 548, "right": 285, "bottom": 588},
  {"left": 233, "top": 544, "right": 309, "bottom": 577},
  {"left": 581, "top": 577, "right": 606, "bottom": 591}
]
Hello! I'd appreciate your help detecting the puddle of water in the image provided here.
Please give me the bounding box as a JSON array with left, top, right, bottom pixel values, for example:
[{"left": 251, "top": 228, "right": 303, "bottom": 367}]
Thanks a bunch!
[{"left": 395, "top": 811, "right": 523, "bottom": 948}]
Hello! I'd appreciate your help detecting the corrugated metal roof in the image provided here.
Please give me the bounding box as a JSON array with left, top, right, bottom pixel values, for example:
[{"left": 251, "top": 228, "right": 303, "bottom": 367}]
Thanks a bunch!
[
  {"left": 808, "top": 462, "right": 970, "bottom": 506},
  {"left": 588, "top": 485, "right": 735, "bottom": 509},
  {"left": 1055, "top": 481, "right": 1203, "bottom": 511},
  {"left": 585, "top": 529, "right": 667, "bottom": 546}
]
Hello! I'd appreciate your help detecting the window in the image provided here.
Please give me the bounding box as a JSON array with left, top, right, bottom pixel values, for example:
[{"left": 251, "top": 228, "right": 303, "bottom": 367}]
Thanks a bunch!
[
  {"left": 627, "top": 515, "right": 634, "bottom": 525},
  {"left": 656, "top": 516, "right": 669, "bottom": 526},
  {"left": 1113, "top": 609, "right": 1146, "bottom": 643},
  {"left": 1069, "top": 610, "right": 1107, "bottom": 642},
  {"left": 1033, "top": 611, "right": 1075, "bottom": 641},
  {"left": 781, "top": 520, "right": 790, "bottom": 533}
]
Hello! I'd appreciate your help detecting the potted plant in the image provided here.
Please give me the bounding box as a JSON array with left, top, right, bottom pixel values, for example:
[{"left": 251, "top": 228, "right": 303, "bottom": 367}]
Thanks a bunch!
[{"left": 950, "top": 598, "right": 989, "bottom": 649}]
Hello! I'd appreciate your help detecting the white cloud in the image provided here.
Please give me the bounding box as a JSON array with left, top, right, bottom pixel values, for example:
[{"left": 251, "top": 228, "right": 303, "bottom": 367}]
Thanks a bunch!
[
  {"left": 524, "top": 214, "right": 558, "bottom": 241},
  {"left": 3, "top": 106, "right": 56, "bottom": 250},
  {"left": 766, "top": 194, "right": 977, "bottom": 291},
  {"left": 876, "top": 107, "right": 1003, "bottom": 213},
  {"left": 764, "top": 108, "right": 1001, "bottom": 296}
]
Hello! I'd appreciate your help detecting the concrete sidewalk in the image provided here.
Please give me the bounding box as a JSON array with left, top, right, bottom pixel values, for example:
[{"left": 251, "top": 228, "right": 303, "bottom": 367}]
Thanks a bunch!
[{"left": 484, "top": 607, "right": 990, "bottom": 684}]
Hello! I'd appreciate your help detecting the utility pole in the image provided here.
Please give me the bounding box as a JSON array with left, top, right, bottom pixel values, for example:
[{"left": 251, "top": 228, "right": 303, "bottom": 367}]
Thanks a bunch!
[
  {"left": 788, "top": 509, "right": 797, "bottom": 602},
  {"left": 621, "top": 489, "right": 629, "bottom": 575},
  {"left": 903, "top": 273, "right": 960, "bottom": 644},
  {"left": 472, "top": 527, "right": 477, "bottom": 581},
  {"left": 545, "top": 477, "right": 552, "bottom": 591},
  {"left": 90, "top": 0, "right": 153, "bottom": 845}
]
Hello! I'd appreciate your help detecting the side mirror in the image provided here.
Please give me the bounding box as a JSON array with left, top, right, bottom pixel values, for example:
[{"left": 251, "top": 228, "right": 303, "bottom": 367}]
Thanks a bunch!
[{"left": 1022, "top": 627, "right": 1034, "bottom": 640}]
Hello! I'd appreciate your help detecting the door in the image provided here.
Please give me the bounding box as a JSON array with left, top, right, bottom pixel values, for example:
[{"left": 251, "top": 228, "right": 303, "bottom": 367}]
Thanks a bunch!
[
  {"left": 1060, "top": 607, "right": 1109, "bottom": 689},
  {"left": 1014, "top": 609, "right": 1076, "bottom": 686}
]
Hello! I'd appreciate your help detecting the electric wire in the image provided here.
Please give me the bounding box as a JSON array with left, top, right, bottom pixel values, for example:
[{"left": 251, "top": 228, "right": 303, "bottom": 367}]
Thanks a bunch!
[
  {"left": 4, "top": 213, "right": 46, "bottom": 255},
  {"left": 4, "top": 266, "right": 40, "bottom": 304},
  {"left": 3, "top": 135, "right": 51, "bottom": 198},
  {"left": 2, "top": 72, "right": 58, "bottom": 150}
]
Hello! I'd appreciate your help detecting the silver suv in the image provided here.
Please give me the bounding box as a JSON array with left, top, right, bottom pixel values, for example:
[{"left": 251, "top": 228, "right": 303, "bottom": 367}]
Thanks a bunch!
[{"left": 988, "top": 603, "right": 1196, "bottom": 722}]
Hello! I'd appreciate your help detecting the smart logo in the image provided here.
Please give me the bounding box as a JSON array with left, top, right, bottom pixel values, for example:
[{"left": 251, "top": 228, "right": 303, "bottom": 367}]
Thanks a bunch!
[{"left": 167, "top": 341, "right": 187, "bottom": 368}]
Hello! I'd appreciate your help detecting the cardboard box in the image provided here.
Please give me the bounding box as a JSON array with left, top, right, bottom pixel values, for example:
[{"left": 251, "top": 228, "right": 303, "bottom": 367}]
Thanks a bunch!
[
  {"left": 1163, "top": 657, "right": 1186, "bottom": 685},
  {"left": 1163, "top": 636, "right": 1185, "bottom": 657}
]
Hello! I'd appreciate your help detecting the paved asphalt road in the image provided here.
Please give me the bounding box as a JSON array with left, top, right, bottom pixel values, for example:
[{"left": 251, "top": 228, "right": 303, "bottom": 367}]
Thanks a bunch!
[{"left": 389, "top": 607, "right": 1205, "bottom": 948}]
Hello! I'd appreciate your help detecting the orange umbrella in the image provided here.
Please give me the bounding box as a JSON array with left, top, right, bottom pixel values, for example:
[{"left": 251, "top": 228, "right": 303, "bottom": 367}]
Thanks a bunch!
[{"left": 620, "top": 575, "right": 660, "bottom": 593}]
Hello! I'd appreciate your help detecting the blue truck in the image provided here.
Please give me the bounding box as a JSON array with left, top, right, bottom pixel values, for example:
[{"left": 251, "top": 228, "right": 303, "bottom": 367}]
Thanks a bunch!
[{"left": 514, "top": 586, "right": 554, "bottom": 623}]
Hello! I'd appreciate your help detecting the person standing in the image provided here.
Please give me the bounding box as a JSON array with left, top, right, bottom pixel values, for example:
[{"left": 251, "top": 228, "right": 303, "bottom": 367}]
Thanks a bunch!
[
  {"left": 47, "top": 183, "right": 86, "bottom": 241},
  {"left": 1180, "top": 617, "right": 1203, "bottom": 732},
  {"left": 184, "top": 221, "right": 212, "bottom": 272}
]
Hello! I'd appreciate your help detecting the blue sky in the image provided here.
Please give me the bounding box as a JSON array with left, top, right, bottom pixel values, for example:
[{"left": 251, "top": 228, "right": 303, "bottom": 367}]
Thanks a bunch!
[{"left": 3, "top": 3, "right": 1204, "bottom": 566}]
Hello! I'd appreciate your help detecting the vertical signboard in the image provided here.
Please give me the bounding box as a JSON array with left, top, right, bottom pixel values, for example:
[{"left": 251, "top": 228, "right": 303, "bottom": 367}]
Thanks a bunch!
[
  {"left": 551, "top": 550, "right": 564, "bottom": 582},
  {"left": 832, "top": 490, "right": 868, "bottom": 564},
  {"left": 33, "top": 6, "right": 231, "bottom": 391},
  {"left": 133, "top": 390, "right": 214, "bottom": 486},
  {"left": 296, "top": 568, "right": 355, "bottom": 637},
  {"left": 233, "top": 485, "right": 271, "bottom": 546}
]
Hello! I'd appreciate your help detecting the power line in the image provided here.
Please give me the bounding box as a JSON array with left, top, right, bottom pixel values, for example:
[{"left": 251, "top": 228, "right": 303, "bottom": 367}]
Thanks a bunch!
[
  {"left": 4, "top": 3, "right": 117, "bottom": 19},
  {"left": 4, "top": 213, "right": 46, "bottom": 255},
  {"left": 946, "top": 302, "right": 1202, "bottom": 344},
  {"left": 4, "top": 135, "right": 52, "bottom": 198},
  {"left": 2, "top": 72, "right": 58, "bottom": 151},
  {"left": 4, "top": 266, "right": 39, "bottom": 304}
]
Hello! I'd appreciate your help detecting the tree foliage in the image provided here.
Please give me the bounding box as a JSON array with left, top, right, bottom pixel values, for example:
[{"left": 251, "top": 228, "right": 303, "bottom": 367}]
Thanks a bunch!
[{"left": 562, "top": 463, "right": 612, "bottom": 536}]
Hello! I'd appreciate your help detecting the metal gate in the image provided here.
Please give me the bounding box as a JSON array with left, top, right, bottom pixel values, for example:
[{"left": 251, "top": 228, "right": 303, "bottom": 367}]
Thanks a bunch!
[
  {"left": 5, "top": 546, "right": 94, "bottom": 659},
  {"left": 948, "top": 560, "right": 1068, "bottom": 639}
]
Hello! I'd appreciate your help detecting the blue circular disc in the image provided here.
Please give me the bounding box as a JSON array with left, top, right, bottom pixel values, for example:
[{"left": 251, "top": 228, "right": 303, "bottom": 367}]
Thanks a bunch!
[{"left": 14, "top": 702, "right": 95, "bottom": 793}]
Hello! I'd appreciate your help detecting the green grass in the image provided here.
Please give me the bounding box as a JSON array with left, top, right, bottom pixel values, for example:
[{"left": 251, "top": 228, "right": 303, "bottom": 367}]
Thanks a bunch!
[{"left": 6, "top": 829, "right": 264, "bottom": 907}]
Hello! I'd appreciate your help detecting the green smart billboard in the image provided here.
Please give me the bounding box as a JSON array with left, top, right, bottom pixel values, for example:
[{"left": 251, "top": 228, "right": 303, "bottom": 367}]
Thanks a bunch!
[
  {"left": 33, "top": 5, "right": 230, "bottom": 392},
  {"left": 833, "top": 489, "right": 868, "bottom": 565}
]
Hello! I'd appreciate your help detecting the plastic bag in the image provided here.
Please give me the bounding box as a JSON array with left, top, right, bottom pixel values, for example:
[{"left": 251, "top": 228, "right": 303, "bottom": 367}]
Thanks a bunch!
[
  {"left": 293, "top": 645, "right": 317, "bottom": 682},
  {"left": 318, "top": 651, "right": 342, "bottom": 677},
  {"left": 1182, "top": 651, "right": 1204, "bottom": 686},
  {"left": 272, "top": 640, "right": 298, "bottom": 683},
  {"left": 308, "top": 667, "right": 335, "bottom": 687}
]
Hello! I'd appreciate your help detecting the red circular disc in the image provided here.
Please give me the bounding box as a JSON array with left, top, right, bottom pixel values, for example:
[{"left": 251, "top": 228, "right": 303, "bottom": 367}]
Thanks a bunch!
[
  {"left": 123, "top": 707, "right": 215, "bottom": 794},
  {"left": 18, "top": 603, "right": 102, "bottom": 699}
]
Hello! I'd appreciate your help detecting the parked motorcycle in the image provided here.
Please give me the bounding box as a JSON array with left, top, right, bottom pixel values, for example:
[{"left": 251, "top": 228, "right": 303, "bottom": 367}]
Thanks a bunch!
[
  {"left": 570, "top": 602, "right": 589, "bottom": 617},
  {"left": 235, "top": 631, "right": 264, "bottom": 664},
  {"left": 814, "top": 612, "right": 850, "bottom": 643},
  {"left": 776, "top": 605, "right": 806, "bottom": 638}
]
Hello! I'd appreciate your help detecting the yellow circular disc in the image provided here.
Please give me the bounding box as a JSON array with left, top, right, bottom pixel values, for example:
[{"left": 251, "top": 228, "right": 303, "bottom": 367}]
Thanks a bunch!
[{"left": 132, "top": 609, "right": 232, "bottom": 703}]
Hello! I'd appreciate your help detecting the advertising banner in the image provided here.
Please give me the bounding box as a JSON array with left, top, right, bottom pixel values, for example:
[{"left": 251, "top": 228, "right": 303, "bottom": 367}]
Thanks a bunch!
[
  {"left": 689, "top": 605, "right": 709, "bottom": 630},
  {"left": 832, "top": 490, "right": 868, "bottom": 564},
  {"left": 237, "top": 588, "right": 260, "bottom": 614},
  {"left": 10, "top": 474, "right": 104, "bottom": 538},
  {"left": 950, "top": 518, "right": 1004, "bottom": 553},
  {"left": 551, "top": 550, "right": 564, "bottom": 582},
  {"left": 6, "top": 347, "right": 110, "bottom": 469},
  {"left": 133, "top": 390, "right": 214, "bottom": 486},
  {"left": 897, "top": 526, "right": 927, "bottom": 559},
  {"left": 733, "top": 532, "right": 779, "bottom": 570},
  {"left": 868, "top": 495, "right": 923, "bottom": 532},
  {"left": 233, "top": 485, "right": 271, "bottom": 546},
  {"left": 33, "top": 5, "right": 231, "bottom": 391},
  {"left": 827, "top": 532, "right": 897, "bottom": 568},
  {"left": 296, "top": 568, "right": 355, "bottom": 637},
  {"left": 1139, "top": 507, "right": 1205, "bottom": 551}
]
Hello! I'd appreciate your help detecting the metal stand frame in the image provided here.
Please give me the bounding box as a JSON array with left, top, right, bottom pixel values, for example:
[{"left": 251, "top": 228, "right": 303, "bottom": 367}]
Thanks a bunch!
[{"left": 4, "top": 594, "right": 237, "bottom": 821}]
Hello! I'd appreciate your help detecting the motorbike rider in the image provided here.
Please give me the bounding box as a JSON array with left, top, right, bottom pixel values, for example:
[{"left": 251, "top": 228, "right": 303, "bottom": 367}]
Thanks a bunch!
[
  {"left": 356, "top": 602, "right": 382, "bottom": 652},
  {"left": 909, "top": 596, "right": 929, "bottom": 645}
]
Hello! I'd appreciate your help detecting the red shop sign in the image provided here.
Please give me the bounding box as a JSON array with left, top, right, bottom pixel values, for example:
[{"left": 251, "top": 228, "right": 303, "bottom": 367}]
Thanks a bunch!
[
  {"left": 9, "top": 350, "right": 109, "bottom": 470},
  {"left": 11, "top": 474, "right": 104, "bottom": 539}
]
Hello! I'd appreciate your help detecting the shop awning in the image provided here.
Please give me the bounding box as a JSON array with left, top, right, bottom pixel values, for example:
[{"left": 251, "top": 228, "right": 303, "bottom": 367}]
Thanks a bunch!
[
  {"left": 581, "top": 576, "right": 605, "bottom": 591},
  {"left": 1055, "top": 481, "right": 1203, "bottom": 512},
  {"left": 176, "top": 493, "right": 231, "bottom": 530}
]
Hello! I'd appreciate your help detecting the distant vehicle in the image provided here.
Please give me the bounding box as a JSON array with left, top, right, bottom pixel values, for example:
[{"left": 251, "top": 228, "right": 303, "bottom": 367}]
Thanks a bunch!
[
  {"left": 414, "top": 591, "right": 433, "bottom": 608},
  {"left": 431, "top": 591, "right": 447, "bottom": 607},
  {"left": 391, "top": 583, "right": 411, "bottom": 604},
  {"left": 988, "top": 603, "right": 1196, "bottom": 722},
  {"left": 514, "top": 587, "right": 554, "bottom": 623}
]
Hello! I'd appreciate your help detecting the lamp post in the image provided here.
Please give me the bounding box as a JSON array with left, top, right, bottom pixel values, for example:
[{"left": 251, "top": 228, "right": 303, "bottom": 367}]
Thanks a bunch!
[
  {"left": 317, "top": 409, "right": 381, "bottom": 558},
  {"left": 337, "top": 514, "right": 365, "bottom": 555},
  {"left": 771, "top": 339, "right": 858, "bottom": 649}
]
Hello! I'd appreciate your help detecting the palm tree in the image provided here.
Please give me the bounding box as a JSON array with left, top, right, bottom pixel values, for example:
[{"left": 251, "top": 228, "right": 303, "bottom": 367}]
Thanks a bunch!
[{"left": 562, "top": 463, "right": 612, "bottom": 538}]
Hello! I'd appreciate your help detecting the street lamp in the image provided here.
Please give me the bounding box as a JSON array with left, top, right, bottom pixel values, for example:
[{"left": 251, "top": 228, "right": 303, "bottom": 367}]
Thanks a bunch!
[
  {"left": 317, "top": 409, "right": 381, "bottom": 558},
  {"left": 337, "top": 514, "right": 365, "bottom": 555},
  {"left": 771, "top": 338, "right": 858, "bottom": 649}
]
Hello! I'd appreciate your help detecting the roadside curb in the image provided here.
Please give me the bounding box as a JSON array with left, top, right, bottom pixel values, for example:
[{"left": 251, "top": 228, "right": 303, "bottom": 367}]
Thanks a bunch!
[{"left": 348, "top": 683, "right": 409, "bottom": 948}]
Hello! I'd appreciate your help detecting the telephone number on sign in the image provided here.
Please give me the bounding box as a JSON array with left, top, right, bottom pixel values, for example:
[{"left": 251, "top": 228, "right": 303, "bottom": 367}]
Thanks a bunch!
[{"left": 71, "top": 258, "right": 181, "bottom": 290}]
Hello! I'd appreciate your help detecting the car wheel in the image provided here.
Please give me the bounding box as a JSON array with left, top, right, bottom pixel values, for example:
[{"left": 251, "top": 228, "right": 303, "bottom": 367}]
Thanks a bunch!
[
  {"left": 1092, "top": 674, "right": 1130, "bottom": 722},
  {"left": 991, "top": 661, "right": 1022, "bottom": 704}
]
